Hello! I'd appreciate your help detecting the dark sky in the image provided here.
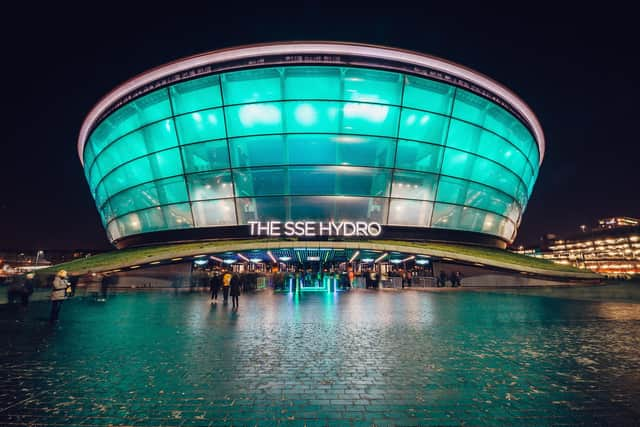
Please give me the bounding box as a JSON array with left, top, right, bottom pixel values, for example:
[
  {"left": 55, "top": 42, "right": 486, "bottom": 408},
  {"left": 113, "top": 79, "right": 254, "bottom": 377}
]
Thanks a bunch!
[{"left": 1, "top": 4, "right": 638, "bottom": 250}]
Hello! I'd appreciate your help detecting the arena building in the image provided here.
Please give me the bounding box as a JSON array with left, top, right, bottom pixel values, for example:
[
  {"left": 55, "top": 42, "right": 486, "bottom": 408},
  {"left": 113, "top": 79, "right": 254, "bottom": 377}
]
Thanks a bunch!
[{"left": 78, "top": 42, "right": 544, "bottom": 255}]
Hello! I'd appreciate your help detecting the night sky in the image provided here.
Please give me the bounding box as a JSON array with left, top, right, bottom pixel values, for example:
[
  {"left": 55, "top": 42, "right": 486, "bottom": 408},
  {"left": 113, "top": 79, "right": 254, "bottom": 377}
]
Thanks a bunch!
[{"left": 1, "top": 4, "right": 638, "bottom": 251}]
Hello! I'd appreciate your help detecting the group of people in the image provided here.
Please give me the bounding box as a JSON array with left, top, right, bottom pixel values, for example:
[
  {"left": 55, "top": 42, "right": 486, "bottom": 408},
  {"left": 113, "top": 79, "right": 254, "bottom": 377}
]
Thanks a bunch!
[
  {"left": 209, "top": 271, "right": 241, "bottom": 308},
  {"left": 437, "top": 270, "right": 463, "bottom": 287},
  {"left": 3, "top": 269, "right": 77, "bottom": 323}
]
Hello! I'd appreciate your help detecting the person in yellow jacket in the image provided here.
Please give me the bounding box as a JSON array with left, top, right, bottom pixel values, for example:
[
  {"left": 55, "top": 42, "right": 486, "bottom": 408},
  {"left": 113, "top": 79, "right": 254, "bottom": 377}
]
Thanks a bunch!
[
  {"left": 222, "top": 271, "right": 232, "bottom": 304},
  {"left": 50, "top": 269, "right": 70, "bottom": 323}
]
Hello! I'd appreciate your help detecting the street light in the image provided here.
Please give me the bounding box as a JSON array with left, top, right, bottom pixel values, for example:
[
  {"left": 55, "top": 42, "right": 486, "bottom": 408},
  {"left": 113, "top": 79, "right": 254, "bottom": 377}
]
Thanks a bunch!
[{"left": 35, "top": 250, "right": 44, "bottom": 266}]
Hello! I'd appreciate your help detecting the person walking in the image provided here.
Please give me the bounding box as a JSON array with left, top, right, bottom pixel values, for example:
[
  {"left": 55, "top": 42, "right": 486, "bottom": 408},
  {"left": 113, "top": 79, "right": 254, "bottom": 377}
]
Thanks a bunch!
[
  {"left": 21, "top": 272, "right": 36, "bottom": 307},
  {"left": 50, "top": 270, "right": 70, "bottom": 323},
  {"left": 222, "top": 270, "right": 232, "bottom": 304},
  {"left": 438, "top": 270, "right": 447, "bottom": 288},
  {"left": 210, "top": 272, "right": 221, "bottom": 303},
  {"left": 454, "top": 271, "right": 463, "bottom": 287},
  {"left": 230, "top": 273, "right": 241, "bottom": 309}
]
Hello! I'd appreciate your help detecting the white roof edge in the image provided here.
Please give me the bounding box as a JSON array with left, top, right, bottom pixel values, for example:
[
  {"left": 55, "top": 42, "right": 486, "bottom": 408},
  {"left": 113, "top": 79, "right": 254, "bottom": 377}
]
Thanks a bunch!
[{"left": 77, "top": 41, "right": 545, "bottom": 166}]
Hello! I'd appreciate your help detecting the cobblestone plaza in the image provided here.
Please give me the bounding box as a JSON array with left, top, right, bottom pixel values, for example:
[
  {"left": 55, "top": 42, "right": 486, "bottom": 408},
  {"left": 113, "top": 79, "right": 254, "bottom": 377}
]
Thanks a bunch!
[{"left": 1, "top": 286, "right": 639, "bottom": 426}]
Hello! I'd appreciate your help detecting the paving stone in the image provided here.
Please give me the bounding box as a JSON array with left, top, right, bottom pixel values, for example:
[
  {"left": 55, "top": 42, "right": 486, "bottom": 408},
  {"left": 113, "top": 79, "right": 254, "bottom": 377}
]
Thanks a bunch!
[{"left": 1, "top": 289, "right": 640, "bottom": 425}]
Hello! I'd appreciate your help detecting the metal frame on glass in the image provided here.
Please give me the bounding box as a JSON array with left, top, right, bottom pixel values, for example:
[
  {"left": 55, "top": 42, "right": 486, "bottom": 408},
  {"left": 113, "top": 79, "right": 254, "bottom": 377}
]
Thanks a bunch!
[{"left": 80, "top": 61, "right": 542, "bottom": 246}]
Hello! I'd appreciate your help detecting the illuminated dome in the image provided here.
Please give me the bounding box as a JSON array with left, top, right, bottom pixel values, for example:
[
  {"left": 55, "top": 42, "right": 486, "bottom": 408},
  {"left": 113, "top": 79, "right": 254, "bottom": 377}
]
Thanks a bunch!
[{"left": 78, "top": 42, "right": 544, "bottom": 249}]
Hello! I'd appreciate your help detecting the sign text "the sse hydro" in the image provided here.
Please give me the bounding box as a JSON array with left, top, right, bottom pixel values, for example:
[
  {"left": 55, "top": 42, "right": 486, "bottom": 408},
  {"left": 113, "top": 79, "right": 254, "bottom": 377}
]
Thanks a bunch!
[{"left": 248, "top": 221, "right": 382, "bottom": 237}]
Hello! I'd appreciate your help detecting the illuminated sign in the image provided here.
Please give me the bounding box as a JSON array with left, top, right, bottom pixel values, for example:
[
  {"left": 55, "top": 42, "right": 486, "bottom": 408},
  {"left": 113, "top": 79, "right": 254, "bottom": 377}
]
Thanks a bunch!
[{"left": 248, "top": 221, "right": 382, "bottom": 237}]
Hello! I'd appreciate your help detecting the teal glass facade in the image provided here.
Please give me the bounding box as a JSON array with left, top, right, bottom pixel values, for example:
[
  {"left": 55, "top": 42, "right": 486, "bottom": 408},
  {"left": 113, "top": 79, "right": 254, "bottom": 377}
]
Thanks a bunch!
[{"left": 82, "top": 65, "right": 541, "bottom": 245}]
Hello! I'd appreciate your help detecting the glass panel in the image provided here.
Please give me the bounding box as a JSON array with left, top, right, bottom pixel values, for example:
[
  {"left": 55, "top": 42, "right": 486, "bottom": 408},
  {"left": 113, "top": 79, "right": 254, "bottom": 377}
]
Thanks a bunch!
[
  {"left": 451, "top": 89, "right": 490, "bottom": 127},
  {"left": 95, "top": 119, "right": 178, "bottom": 178},
  {"left": 342, "top": 68, "right": 402, "bottom": 105},
  {"left": 283, "top": 101, "right": 340, "bottom": 133},
  {"left": 102, "top": 148, "right": 183, "bottom": 196},
  {"left": 229, "top": 134, "right": 286, "bottom": 168},
  {"left": 436, "top": 176, "right": 521, "bottom": 222},
  {"left": 117, "top": 203, "right": 192, "bottom": 235},
  {"left": 291, "top": 166, "right": 390, "bottom": 197},
  {"left": 83, "top": 143, "right": 96, "bottom": 175},
  {"left": 283, "top": 67, "right": 341, "bottom": 100},
  {"left": 446, "top": 119, "right": 528, "bottom": 177},
  {"left": 89, "top": 161, "right": 107, "bottom": 192},
  {"left": 334, "top": 135, "right": 396, "bottom": 168},
  {"left": 290, "top": 196, "right": 387, "bottom": 222},
  {"left": 390, "top": 171, "right": 438, "bottom": 200},
  {"left": 162, "top": 203, "right": 194, "bottom": 230},
  {"left": 395, "top": 140, "right": 443, "bottom": 174},
  {"left": 108, "top": 176, "right": 189, "bottom": 219},
  {"left": 100, "top": 201, "right": 114, "bottom": 224},
  {"left": 440, "top": 148, "right": 521, "bottom": 199},
  {"left": 236, "top": 196, "right": 387, "bottom": 223},
  {"left": 181, "top": 140, "right": 230, "bottom": 173},
  {"left": 236, "top": 197, "right": 289, "bottom": 223},
  {"left": 224, "top": 102, "right": 283, "bottom": 137},
  {"left": 388, "top": 199, "right": 433, "bottom": 227},
  {"left": 402, "top": 76, "right": 455, "bottom": 115},
  {"left": 222, "top": 68, "right": 282, "bottom": 104},
  {"left": 234, "top": 167, "right": 286, "bottom": 197},
  {"left": 431, "top": 203, "right": 462, "bottom": 229},
  {"left": 398, "top": 109, "right": 449, "bottom": 144},
  {"left": 431, "top": 202, "right": 513, "bottom": 239},
  {"left": 192, "top": 199, "right": 237, "bottom": 227},
  {"left": 175, "top": 108, "right": 226, "bottom": 144},
  {"left": 186, "top": 170, "right": 234, "bottom": 201},
  {"left": 87, "top": 89, "right": 172, "bottom": 160},
  {"left": 107, "top": 220, "right": 122, "bottom": 242},
  {"left": 169, "top": 75, "right": 222, "bottom": 115},
  {"left": 95, "top": 182, "right": 110, "bottom": 210},
  {"left": 341, "top": 103, "right": 400, "bottom": 137}
]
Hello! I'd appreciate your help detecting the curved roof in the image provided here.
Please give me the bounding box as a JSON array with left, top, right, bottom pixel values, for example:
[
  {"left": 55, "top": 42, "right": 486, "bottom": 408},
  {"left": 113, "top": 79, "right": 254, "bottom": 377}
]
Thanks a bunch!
[{"left": 78, "top": 41, "right": 545, "bottom": 165}]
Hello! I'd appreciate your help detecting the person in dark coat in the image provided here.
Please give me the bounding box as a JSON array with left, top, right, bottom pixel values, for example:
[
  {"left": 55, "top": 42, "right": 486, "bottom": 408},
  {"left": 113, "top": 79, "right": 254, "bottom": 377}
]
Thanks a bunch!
[
  {"left": 21, "top": 272, "right": 36, "bottom": 306},
  {"left": 230, "top": 273, "right": 241, "bottom": 309},
  {"left": 210, "top": 273, "right": 221, "bottom": 302},
  {"left": 438, "top": 270, "right": 447, "bottom": 287}
]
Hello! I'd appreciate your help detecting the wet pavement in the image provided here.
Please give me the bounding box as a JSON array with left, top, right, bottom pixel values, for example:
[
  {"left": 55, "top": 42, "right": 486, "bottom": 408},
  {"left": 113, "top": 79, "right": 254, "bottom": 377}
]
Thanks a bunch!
[{"left": 1, "top": 284, "right": 640, "bottom": 426}]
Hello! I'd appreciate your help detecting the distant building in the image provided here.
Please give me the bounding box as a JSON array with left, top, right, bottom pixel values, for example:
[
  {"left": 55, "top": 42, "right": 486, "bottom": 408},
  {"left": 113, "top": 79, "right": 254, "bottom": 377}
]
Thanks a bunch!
[{"left": 513, "top": 217, "right": 640, "bottom": 277}]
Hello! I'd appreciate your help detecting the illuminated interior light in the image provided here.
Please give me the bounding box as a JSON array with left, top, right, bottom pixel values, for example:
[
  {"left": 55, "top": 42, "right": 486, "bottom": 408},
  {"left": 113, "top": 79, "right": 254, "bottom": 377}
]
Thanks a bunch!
[
  {"left": 150, "top": 261, "right": 161, "bottom": 265},
  {"left": 237, "top": 253, "right": 250, "bottom": 262},
  {"left": 390, "top": 259, "right": 402, "bottom": 264},
  {"left": 210, "top": 255, "right": 223, "bottom": 262},
  {"left": 279, "top": 256, "right": 292, "bottom": 262},
  {"left": 374, "top": 252, "right": 388, "bottom": 263},
  {"left": 349, "top": 250, "right": 360, "bottom": 263},
  {"left": 193, "top": 254, "right": 207, "bottom": 258},
  {"left": 294, "top": 103, "right": 317, "bottom": 125},
  {"left": 266, "top": 250, "right": 277, "bottom": 263},
  {"left": 343, "top": 102, "right": 389, "bottom": 122},
  {"left": 223, "top": 259, "right": 235, "bottom": 264},
  {"left": 402, "top": 255, "right": 415, "bottom": 262},
  {"left": 416, "top": 259, "right": 429, "bottom": 265},
  {"left": 239, "top": 104, "right": 281, "bottom": 126},
  {"left": 361, "top": 258, "right": 374, "bottom": 263},
  {"left": 249, "top": 258, "right": 262, "bottom": 263},
  {"left": 170, "top": 257, "right": 183, "bottom": 261},
  {"left": 130, "top": 265, "right": 140, "bottom": 269}
]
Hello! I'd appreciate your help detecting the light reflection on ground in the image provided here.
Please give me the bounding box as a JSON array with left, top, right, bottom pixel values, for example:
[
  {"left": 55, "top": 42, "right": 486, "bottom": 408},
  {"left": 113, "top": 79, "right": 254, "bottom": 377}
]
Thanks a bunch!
[{"left": 0, "top": 284, "right": 639, "bottom": 425}]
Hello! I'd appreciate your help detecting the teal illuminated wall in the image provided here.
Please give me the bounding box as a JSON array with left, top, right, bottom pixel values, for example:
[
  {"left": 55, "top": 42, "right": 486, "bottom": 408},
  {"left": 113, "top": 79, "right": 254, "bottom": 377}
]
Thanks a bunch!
[{"left": 82, "top": 66, "right": 541, "bottom": 244}]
